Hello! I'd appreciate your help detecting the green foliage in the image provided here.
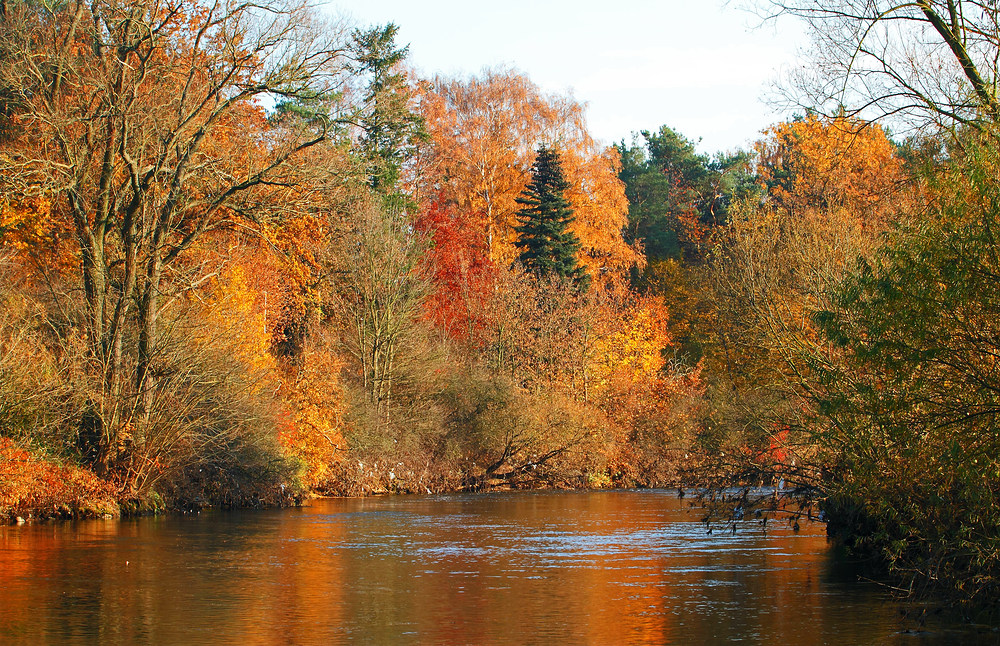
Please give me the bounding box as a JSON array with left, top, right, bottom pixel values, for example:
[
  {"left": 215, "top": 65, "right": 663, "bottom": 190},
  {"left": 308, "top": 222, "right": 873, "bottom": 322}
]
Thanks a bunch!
[
  {"left": 812, "top": 142, "right": 1000, "bottom": 606},
  {"left": 270, "top": 90, "right": 343, "bottom": 131},
  {"left": 350, "top": 23, "right": 427, "bottom": 207},
  {"left": 616, "top": 125, "right": 755, "bottom": 265},
  {"left": 514, "top": 146, "right": 588, "bottom": 286}
]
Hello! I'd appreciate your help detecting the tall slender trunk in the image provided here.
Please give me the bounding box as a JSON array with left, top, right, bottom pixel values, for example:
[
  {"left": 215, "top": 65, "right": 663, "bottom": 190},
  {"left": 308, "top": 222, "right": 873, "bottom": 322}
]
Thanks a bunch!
[{"left": 136, "top": 252, "right": 162, "bottom": 454}]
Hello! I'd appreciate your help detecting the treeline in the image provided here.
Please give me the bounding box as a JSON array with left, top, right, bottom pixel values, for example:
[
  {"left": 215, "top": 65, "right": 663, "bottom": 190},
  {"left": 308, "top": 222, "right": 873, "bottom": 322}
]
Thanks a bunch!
[
  {"left": 0, "top": 2, "right": 701, "bottom": 520},
  {"left": 2, "top": 0, "right": 1000, "bottom": 611}
]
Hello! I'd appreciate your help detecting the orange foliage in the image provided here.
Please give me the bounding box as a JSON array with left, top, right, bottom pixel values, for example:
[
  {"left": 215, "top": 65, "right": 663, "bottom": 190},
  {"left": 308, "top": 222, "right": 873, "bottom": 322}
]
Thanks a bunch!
[
  {"left": 756, "top": 114, "right": 904, "bottom": 220},
  {"left": 412, "top": 70, "right": 640, "bottom": 279},
  {"left": 0, "top": 439, "right": 119, "bottom": 520},
  {"left": 0, "top": 194, "right": 53, "bottom": 249},
  {"left": 600, "top": 363, "right": 707, "bottom": 486},
  {"left": 0, "top": 191, "right": 76, "bottom": 277},
  {"left": 193, "top": 248, "right": 348, "bottom": 488},
  {"left": 188, "top": 228, "right": 326, "bottom": 356},
  {"left": 278, "top": 344, "right": 346, "bottom": 489},
  {"left": 562, "top": 146, "right": 638, "bottom": 276}
]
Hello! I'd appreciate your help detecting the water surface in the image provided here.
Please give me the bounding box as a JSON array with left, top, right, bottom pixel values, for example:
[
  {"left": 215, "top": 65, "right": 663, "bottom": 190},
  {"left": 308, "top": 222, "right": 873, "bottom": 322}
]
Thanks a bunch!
[{"left": 1, "top": 490, "right": 993, "bottom": 644}]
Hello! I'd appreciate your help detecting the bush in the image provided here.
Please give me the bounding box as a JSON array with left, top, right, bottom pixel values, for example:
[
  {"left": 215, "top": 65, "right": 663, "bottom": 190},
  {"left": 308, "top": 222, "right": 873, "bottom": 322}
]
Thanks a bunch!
[
  {"left": 812, "top": 141, "right": 1000, "bottom": 607},
  {"left": 0, "top": 438, "right": 119, "bottom": 521}
]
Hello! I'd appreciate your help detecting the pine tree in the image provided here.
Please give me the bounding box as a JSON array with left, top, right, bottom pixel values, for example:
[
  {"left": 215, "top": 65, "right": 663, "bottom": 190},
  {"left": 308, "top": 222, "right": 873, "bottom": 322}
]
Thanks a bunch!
[
  {"left": 515, "top": 146, "right": 589, "bottom": 286},
  {"left": 351, "top": 24, "right": 426, "bottom": 207}
]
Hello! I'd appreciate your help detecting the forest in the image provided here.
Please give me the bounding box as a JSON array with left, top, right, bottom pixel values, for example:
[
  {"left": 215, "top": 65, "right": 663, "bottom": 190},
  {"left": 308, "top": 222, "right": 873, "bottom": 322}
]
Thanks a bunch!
[{"left": 1, "top": 0, "right": 999, "bottom": 609}]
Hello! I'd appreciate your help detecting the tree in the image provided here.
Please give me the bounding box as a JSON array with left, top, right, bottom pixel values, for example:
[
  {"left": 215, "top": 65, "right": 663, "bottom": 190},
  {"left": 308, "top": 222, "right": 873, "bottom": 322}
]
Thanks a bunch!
[
  {"left": 330, "top": 201, "right": 429, "bottom": 426},
  {"left": 808, "top": 141, "right": 1000, "bottom": 604},
  {"left": 514, "top": 146, "right": 587, "bottom": 285},
  {"left": 350, "top": 23, "right": 426, "bottom": 206},
  {"left": 0, "top": 0, "right": 350, "bottom": 487},
  {"left": 617, "top": 125, "right": 753, "bottom": 264},
  {"left": 412, "top": 69, "right": 639, "bottom": 277},
  {"left": 756, "top": 114, "right": 905, "bottom": 220},
  {"left": 413, "top": 195, "right": 497, "bottom": 344},
  {"left": 758, "top": 0, "right": 1000, "bottom": 132},
  {"left": 703, "top": 114, "right": 907, "bottom": 498}
]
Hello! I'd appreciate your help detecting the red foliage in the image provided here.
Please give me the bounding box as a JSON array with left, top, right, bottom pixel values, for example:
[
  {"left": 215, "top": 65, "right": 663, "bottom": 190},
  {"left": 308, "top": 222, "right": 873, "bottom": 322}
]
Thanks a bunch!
[
  {"left": 0, "top": 439, "right": 119, "bottom": 520},
  {"left": 766, "top": 425, "right": 790, "bottom": 464},
  {"left": 413, "top": 196, "right": 499, "bottom": 343}
]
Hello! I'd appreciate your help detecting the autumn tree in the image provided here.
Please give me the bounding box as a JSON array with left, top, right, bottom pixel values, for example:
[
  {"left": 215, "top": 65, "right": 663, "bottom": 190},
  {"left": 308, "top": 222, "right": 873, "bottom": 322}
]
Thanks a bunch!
[
  {"left": 742, "top": 3, "right": 1000, "bottom": 604},
  {"left": 277, "top": 330, "right": 346, "bottom": 489},
  {"left": 515, "top": 146, "right": 587, "bottom": 285},
  {"left": 588, "top": 290, "right": 704, "bottom": 486},
  {"left": 413, "top": 195, "right": 497, "bottom": 344},
  {"left": 412, "top": 69, "right": 639, "bottom": 277},
  {"left": 0, "top": 0, "right": 351, "bottom": 489},
  {"left": 705, "top": 114, "right": 906, "bottom": 485},
  {"left": 756, "top": 113, "right": 905, "bottom": 220},
  {"left": 810, "top": 141, "right": 1000, "bottom": 602}
]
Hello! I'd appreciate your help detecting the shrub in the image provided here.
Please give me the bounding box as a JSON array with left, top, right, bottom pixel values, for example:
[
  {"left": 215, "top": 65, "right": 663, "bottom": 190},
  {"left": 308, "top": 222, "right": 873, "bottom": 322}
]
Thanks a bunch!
[{"left": 0, "top": 439, "right": 118, "bottom": 521}]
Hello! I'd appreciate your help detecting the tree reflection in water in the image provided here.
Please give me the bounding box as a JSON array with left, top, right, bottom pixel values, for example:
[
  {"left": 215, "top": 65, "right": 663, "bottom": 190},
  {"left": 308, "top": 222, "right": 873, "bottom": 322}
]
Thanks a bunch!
[{"left": 0, "top": 491, "right": 978, "bottom": 644}]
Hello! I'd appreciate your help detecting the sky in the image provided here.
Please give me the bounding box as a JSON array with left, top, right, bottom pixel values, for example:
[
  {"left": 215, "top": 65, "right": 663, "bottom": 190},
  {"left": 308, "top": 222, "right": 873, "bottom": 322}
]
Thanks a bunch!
[{"left": 327, "top": 0, "right": 808, "bottom": 154}]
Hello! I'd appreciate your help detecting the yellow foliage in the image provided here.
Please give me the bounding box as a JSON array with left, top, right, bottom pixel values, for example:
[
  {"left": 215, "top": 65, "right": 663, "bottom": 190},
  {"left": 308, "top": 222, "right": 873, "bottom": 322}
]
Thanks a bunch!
[
  {"left": 194, "top": 261, "right": 279, "bottom": 393},
  {"left": 278, "top": 343, "right": 346, "bottom": 488},
  {"left": 590, "top": 298, "right": 670, "bottom": 391}
]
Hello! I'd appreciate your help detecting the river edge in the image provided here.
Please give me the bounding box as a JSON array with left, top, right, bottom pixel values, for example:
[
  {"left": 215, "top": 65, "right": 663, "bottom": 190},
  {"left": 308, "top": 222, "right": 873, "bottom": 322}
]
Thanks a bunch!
[
  {"left": 1, "top": 474, "right": 667, "bottom": 526},
  {"left": 2, "top": 452, "right": 695, "bottom": 526}
]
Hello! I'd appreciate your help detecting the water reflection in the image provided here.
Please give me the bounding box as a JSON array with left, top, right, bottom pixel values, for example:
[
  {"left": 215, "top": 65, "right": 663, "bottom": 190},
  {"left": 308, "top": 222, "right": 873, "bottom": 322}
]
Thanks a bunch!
[{"left": 0, "top": 490, "right": 989, "bottom": 644}]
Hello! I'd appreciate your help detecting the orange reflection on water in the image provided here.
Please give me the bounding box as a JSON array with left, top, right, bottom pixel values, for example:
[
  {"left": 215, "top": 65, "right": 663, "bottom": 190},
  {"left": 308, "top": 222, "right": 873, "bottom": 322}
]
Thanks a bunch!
[{"left": 0, "top": 491, "right": 931, "bottom": 645}]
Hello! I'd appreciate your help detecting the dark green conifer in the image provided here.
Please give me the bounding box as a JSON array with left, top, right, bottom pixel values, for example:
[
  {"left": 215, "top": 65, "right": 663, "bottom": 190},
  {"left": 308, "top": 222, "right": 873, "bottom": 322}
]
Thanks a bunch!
[
  {"left": 351, "top": 23, "right": 427, "bottom": 209},
  {"left": 514, "top": 146, "right": 589, "bottom": 287}
]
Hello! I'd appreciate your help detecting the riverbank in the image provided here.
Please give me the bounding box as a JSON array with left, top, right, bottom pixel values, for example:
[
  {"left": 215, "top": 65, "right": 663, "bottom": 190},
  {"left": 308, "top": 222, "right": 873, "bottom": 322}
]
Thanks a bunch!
[
  {"left": 0, "top": 437, "right": 308, "bottom": 524},
  {"left": 1, "top": 433, "right": 694, "bottom": 525},
  {"left": 0, "top": 439, "right": 119, "bottom": 524}
]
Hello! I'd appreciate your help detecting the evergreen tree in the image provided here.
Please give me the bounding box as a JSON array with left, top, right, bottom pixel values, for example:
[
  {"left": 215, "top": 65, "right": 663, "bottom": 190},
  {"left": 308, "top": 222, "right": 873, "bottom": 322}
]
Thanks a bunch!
[
  {"left": 351, "top": 23, "right": 426, "bottom": 207},
  {"left": 615, "top": 125, "right": 754, "bottom": 265},
  {"left": 515, "top": 146, "right": 588, "bottom": 286}
]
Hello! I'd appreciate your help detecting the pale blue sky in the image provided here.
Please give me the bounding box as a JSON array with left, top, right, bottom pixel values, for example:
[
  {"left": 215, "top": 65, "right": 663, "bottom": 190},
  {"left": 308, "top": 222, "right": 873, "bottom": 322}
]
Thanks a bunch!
[{"left": 328, "top": 1, "right": 805, "bottom": 154}]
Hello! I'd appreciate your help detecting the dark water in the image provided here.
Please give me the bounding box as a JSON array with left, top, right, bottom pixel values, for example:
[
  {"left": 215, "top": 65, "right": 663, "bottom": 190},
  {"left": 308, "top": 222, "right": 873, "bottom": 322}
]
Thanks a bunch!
[{"left": 0, "top": 490, "right": 995, "bottom": 645}]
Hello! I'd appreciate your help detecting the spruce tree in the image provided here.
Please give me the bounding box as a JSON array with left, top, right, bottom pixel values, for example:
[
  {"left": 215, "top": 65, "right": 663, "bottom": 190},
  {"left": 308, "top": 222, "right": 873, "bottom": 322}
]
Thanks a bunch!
[
  {"left": 351, "top": 23, "right": 426, "bottom": 209},
  {"left": 514, "top": 146, "right": 589, "bottom": 286}
]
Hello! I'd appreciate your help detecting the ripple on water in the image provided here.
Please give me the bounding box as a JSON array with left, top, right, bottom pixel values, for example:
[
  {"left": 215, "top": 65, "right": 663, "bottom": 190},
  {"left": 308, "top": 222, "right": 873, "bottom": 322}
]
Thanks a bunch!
[{"left": 0, "top": 490, "right": 973, "bottom": 646}]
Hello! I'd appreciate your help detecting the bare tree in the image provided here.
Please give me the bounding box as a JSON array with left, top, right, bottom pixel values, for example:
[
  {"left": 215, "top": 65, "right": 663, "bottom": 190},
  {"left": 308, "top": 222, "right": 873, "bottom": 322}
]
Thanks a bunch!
[
  {"left": 331, "top": 201, "right": 429, "bottom": 426},
  {"left": 756, "top": 1, "right": 1000, "bottom": 132}
]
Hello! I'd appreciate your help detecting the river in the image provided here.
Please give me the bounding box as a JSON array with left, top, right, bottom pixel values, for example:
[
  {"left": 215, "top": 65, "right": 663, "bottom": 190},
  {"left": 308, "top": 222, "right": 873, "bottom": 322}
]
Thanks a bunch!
[{"left": 0, "top": 490, "right": 993, "bottom": 644}]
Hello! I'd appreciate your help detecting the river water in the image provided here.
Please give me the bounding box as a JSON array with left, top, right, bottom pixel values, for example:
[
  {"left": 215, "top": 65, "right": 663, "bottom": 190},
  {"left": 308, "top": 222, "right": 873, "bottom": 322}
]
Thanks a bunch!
[{"left": 0, "top": 490, "right": 994, "bottom": 644}]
